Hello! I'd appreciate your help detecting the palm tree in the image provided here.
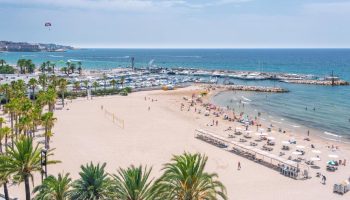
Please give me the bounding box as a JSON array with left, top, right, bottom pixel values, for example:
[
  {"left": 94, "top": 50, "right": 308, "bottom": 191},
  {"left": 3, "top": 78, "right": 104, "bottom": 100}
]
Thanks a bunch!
[
  {"left": 70, "top": 162, "right": 113, "bottom": 199},
  {"left": 0, "top": 127, "right": 6, "bottom": 153},
  {"left": 69, "top": 63, "right": 76, "bottom": 74},
  {"left": 83, "top": 80, "right": 89, "bottom": 98},
  {"left": 17, "top": 116, "right": 32, "bottom": 136},
  {"left": 33, "top": 173, "right": 72, "bottom": 200},
  {"left": 51, "top": 63, "right": 56, "bottom": 74},
  {"left": 152, "top": 153, "right": 227, "bottom": 200},
  {"left": 102, "top": 73, "right": 107, "bottom": 92},
  {"left": 110, "top": 79, "right": 117, "bottom": 91},
  {"left": 17, "top": 59, "right": 26, "bottom": 74},
  {"left": 77, "top": 61, "right": 82, "bottom": 75},
  {"left": 0, "top": 136, "right": 60, "bottom": 200},
  {"left": 27, "top": 62, "right": 36, "bottom": 74},
  {"left": 120, "top": 76, "right": 125, "bottom": 88},
  {"left": 0, "top": 117, "right": 5, "bottom": 129},
  {"left": 61, "top": 67, "right": 68, "bottom": 75},
  {"left": 0, "top": 169, "right": 10, "bottom": 200},
  {"left": 40, "top": 62, "right": 46, "bottom": 74},
  {"left": 39, "top": 74, "right": 48, "bottom": 91},
  {"left": 1, "top": 127, "right": 11, "bottom": 151},
  {"left": 93, "top": 81, "right": 99, "bottom": 92},
  {"left": 38, "top": 88, "right": 57, "bottom": 112},
  {"left": 28, "top": 78, "right": 38, "bottom": 100},
  {"left": 73, "top": 82, "right": 80, "bottom": 95},
  {"left": 111, "top": 165, "right": 154, "bottom": 200},
  {"left": 58, "top": 78, "right": 67, "bottom": 107},
  {"left": 0, "top": 59, "right": 6, "bottom": 67},
  {"left": 0, "top": 83, "right": 11, "bottom": 104},
  {"left": 41, "top": 112, "right": 56, "bottom": 149}
]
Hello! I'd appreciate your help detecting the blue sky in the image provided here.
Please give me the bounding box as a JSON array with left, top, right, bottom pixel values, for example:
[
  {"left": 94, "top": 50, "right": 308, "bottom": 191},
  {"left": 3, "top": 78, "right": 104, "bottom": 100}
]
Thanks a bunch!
[{"left": 0, "top": 0, "right": 349, "bottom": 48}]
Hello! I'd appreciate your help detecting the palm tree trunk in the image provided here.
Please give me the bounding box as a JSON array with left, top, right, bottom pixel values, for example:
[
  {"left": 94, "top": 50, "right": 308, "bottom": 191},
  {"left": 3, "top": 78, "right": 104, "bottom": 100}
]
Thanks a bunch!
[
  {"left": 10, "top": 113, "right": 14, "bottom": 148},
  {"left": 24, "top": 175, "right": 31, "bottom": 200},
  {"left": 45, "top": 127, "right": 48, "bottom": 149},
  {"left": 0, "top": 142, "right": 2, "bottom": 153},
  {"left": 3, "top": 182, "right": 9, "bottom": 200},
  {"left": 32, "top": 87, "right": 35, "bottom": 100},
  {"left": 62, "top": 91, "right": 65, "bottom": 107}
]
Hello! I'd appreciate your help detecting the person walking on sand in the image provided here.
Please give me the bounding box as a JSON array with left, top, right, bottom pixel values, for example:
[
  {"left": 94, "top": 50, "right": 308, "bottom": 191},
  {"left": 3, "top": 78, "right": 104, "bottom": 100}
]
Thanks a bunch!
[
  {"left": 307, "top": 130, "right": 310, "bottom": 136},
  {"left": 322, "top": 175, "right": 326, "bottom": 184},
  {"left": 237, "top": 161, "right": 241, "bottom": 170},
  {"left": 148, "top": 106, "right": 150, "bottom": 111}
]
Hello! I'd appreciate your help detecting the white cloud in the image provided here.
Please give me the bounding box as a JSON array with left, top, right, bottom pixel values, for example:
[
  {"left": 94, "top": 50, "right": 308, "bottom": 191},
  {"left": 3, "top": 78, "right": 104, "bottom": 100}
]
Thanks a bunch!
[
  {"left": 0, "top": 0, "right": 251, "bottom": 11},
  {"left": 303, "top": 1, "right": 350, "bottom": 15}
]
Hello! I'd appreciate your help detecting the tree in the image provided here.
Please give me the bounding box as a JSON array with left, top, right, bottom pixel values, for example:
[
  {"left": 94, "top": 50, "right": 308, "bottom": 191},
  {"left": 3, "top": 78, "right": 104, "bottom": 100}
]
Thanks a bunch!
[
  {"left": 61, "top": 67, "right": 68, "bottom": 75},
  {"left": 58, "top": 78, "right": 67, "bottom": 107},
  {"left": 0, "top": 168, "right": 10, "bottom": 200},
  {"left": 73, "top": 82, "right": 80, "bottom": 95},
  {"left": 110, "top": 79, "right": 117, "bottom": 91},
  {"left": 39, "top": 74, "right": 48, "bottom": 91},
  {"left": 152, "top": 153, "right": 227, "bottom": 200},
  {"left": 27, "top": 62, "right": 36, "bottom": 74},
  {"left": 112, "top": 165, "right": 154, "bottom": 200},
  {"left": 40, "top": 62, "right": 46, "bottom": 74},
  {"left": 69, "top": 63, "right": 76, "bottom": 74},
  {"left": 83, "top": 80, "right": 89, "bottom": 98},
  {"left": 93, "top": 81, "right": 99, "bottom": 92},
  {"left": 37, "top": 88, "right": 57, "bottom": 112},
  {"left": 17, "top": 59, "right": 26, "bottom": 74},
  {"left": 41, "top": 112, "right": 57, "bottom": 149},
  {"left": 0, "top": 136, "right": 60, "bottom": 200},
  {"left": 120, "top": 76, "right": 125, "bottom": 88},
  {"left": 51, "top": 63, "right": 56, "bottom": 74},
  {"left": 28, "top": 78, "right": 38, "bottom": 100},
  {"left": 102, "top": 73, "right": 107, "bottom": 92},
  {"left": 33, "top": 173, "right": 72, "bottom": 200},
  {"left": 70, "top": 162, "right": 113, "bottom": 200},
  {"left": 77, "top": 61, "right": 82, "bottom": 75},
  {"left": 0, "top": 59, "right": 6, "bottom": 67}
]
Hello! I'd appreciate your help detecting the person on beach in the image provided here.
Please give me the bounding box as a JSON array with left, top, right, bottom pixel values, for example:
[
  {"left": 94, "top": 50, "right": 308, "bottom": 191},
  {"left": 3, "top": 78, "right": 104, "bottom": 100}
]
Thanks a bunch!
[
  {"left": 307, "top": 130, "right": 310, "bottom": 136},
  {"left": 216, "top": 120, "right": 218, "bottom": 126},
  {"left": 148, "top": 106, "right": 150, "bottom": 111},
  {"left": 322, "top": 175, "right": 326, "bottom": 184},
  {"left": 238, "top": 161, "right": 241, "bottom": 170}
]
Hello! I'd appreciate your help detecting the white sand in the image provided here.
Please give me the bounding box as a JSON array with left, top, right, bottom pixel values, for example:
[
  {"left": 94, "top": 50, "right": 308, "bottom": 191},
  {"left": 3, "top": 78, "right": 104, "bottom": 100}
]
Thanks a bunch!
[{"left": 6, "top": 86, "right": 350, "bottom": 199}]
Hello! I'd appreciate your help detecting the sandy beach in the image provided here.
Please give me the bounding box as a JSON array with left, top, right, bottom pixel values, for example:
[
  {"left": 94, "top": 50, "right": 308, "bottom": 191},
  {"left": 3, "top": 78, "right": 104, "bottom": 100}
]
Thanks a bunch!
[{"left": 6, "top": 85, "right": 350, "bottom": 199}]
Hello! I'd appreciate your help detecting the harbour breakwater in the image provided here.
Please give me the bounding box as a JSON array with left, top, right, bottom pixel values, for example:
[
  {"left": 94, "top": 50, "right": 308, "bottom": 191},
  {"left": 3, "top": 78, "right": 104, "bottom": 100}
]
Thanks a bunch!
[
  {"left": 281, "top": 79, "right": 349, "bottom": 86},
  {"left": 214, "top": 84, "right": 289, "bottom": 93}
]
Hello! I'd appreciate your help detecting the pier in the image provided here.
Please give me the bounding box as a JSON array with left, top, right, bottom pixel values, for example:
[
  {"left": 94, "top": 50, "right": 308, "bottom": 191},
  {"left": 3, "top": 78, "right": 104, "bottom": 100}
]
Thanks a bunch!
[
  {"left": 225, "top": 85, "right": 289, "bottom": 93},
  {"left": 281, "top": 80, "right": 349, "bottom": 86}
]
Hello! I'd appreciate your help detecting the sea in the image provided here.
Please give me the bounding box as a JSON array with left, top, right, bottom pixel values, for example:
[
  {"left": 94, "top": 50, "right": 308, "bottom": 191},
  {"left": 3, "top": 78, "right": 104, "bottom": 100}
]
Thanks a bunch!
[{"left": 1, "top": 49, "right": 350, "bottom": 140}]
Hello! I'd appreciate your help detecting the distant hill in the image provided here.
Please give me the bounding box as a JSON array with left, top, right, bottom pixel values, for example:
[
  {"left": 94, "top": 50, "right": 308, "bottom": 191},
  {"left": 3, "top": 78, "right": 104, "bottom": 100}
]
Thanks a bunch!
[{"left": 0, "top": 41, "right": 74, "bottom": 52}]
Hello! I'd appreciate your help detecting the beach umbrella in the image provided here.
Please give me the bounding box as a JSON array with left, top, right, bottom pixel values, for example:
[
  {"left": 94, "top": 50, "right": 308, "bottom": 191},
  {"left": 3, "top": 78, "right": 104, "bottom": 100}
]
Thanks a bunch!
[
  {"left": 292, "top": 151, "right": 302, "bottom": 155},
  {"left": 312, "top": 150, "right": 322, "bottom": 154},
  {"left": 310, "top": 157, "right": 321, "bottom": 161},
  {"left": 296, "top": 145, "right": 305, "bottom": 149},
  {"left": 267, "top": 136, "right": 275, "bottom": 140},
  {"left": 327, "top": 160, "right": 336, "bottom": 165},
  {"left": 328, "top": 154, "right": 339, "bottom": 158},
  {"left": 282, "top": 141, "right": 290, "bottom": 144}
]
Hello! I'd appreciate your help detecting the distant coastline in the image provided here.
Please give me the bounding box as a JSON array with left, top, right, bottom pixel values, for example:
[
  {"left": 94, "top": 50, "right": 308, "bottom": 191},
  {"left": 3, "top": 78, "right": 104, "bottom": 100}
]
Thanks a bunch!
[{"left": 0, "top": 40, "right": 74, "bottom": 52}]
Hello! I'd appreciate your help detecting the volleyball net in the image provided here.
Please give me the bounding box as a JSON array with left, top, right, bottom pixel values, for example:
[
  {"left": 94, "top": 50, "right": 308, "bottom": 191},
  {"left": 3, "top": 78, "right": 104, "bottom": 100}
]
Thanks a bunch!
[{"left": 101, "top": 107, "right": 125, "bottom": 129}]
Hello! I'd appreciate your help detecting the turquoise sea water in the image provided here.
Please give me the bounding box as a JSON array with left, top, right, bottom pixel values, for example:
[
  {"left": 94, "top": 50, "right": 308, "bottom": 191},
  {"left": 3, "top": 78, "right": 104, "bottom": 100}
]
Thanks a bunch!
[{"left": 1, "top": 49, "right": 350, "bottom": 138}]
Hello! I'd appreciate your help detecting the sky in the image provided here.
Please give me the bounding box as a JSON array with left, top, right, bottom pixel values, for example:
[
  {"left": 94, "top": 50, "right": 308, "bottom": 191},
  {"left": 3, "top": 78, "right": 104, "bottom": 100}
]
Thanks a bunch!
[{"left": 0, "top": 0, "right": 350, "bottom": 48}]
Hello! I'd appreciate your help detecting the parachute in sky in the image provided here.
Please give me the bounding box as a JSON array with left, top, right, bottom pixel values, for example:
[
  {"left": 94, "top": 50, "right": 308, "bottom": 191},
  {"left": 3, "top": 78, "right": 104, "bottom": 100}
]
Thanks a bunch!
[{"left": 45, "top": 22, "right": 52, "bottom": 30}]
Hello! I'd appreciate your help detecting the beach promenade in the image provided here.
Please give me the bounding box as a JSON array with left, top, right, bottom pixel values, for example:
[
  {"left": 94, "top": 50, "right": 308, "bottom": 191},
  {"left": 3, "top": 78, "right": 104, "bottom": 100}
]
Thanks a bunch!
[{"left": 6, "top": 86, "right": 350, "bottom": 199}]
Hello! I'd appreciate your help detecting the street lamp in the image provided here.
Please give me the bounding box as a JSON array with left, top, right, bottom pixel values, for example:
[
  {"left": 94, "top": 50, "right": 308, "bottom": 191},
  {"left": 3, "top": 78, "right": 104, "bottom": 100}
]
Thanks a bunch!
[{"left": 40, "top": 148, "right": 48, "bottom": 182}]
